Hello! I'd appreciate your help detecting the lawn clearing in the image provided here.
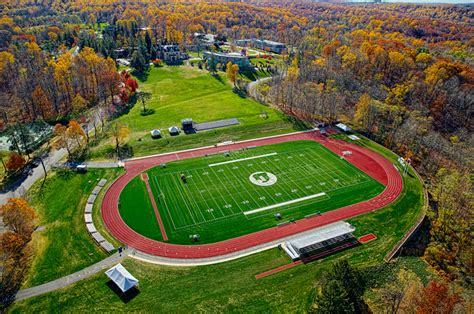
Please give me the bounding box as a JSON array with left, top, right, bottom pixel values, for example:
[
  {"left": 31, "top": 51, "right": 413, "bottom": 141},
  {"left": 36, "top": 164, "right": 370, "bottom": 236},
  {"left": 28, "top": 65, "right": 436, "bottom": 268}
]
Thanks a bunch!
[
  {"left": 119, "top": 140, "right": 384, "bottom": 244},
  {"left": 22, "top": 168, "right": 123, "bottom": 288},
  {"left": 89, "top": 66, "right": 305, "bottom": 160}
]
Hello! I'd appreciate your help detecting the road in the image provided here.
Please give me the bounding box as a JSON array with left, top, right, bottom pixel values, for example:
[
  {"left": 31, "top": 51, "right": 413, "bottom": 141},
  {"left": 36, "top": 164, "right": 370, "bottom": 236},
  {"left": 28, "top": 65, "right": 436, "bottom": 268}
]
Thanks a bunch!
[{"left": 0, "top": 148, "right": 67, "bottom": 204}]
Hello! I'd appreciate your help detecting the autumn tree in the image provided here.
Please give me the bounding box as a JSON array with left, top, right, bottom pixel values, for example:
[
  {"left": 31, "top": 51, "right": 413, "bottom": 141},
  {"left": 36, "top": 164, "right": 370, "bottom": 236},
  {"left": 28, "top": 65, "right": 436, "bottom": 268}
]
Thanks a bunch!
[
  {"left": 425, "top": 168, "right": 472, "bottom": 280},
  {"left": 375, "top": 269, "right": 423, "bottom": 314},
  {"left": 5, "top": 153, "right": 26, "bottom": 173},
  {"left": 66, "top": 120, "right": 86, "bottom": 149},
  {"left": 54, "top": 124, "right": 72, "bottom": 157},
  {"left": 110, "top": 122, "right": 129, "bottom": 159},
  {"left": 226, "top": 62, "right": 239, "bottom": 87},
  {"left": 0, "top": 198, "right": 35, "bottom": 240},
  {"left": 0, "top": 198, "right": 35, "bottom": 308},
  {"left": 71, "top": 93, "right": 89, "bottom": 115},
  {"left": 416, "top": 280, "right": 462, "bottom": 314}
]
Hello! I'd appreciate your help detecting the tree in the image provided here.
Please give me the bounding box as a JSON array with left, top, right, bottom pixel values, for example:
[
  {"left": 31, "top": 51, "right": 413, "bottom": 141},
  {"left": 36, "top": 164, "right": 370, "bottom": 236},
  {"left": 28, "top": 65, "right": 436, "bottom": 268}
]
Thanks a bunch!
[
  {"left": 110, "top": 123, "right": 129, "bottom": 159},
  {"left": 375, "top": 269, "right": 423, "bottom": 314},
  {"left": 131, "top": 50, "right": 147, "bottom": 73},
  {"left": 137, "top": 91, "right": 152, "bottom": 113},
  {"left": 226, "top": 62, "right": 239, "bottom": 87},
  {"left": 66, "top": 120, "right": 86, "bottom": 149},
  {"left": 54, "top": 123, "right": 72, "bottom": 157},
  {"left": 312, "top": 260, "right": 366, "bottom": 313},
  {"left": 5, "top": 152, "right": 26, "bottom": 173},
  {"left": 416, "top": 280, "right": 462, "bottom": 314},
  {"left": 425, "top": 168, "right": 472, "bottom": 280},
  {"left": 313, "top": 279, "right": 354, "bottom": 313},
  {"left": 0, "top": 198, "right": 35, "bottom": 308},
  {"left": 71, "top": 93, "right": 89, "bottom": 115},
  {"left": 0, "top": 198, "right": 35, "bottom": 240}
]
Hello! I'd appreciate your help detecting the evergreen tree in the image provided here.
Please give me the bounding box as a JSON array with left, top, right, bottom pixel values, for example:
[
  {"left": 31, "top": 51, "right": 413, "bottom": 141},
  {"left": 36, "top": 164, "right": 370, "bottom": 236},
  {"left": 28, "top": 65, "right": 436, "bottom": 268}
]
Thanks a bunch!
[
  {"left": 315, "top": 279, "right": 354, "bottom": 314},
  {"left": 145, "top": 31, "right": 152, "bottom": 55},
  {"left": 131, "top": 50, "right": 147, "bottom": 73},
  {"left": 312, "top": 260, "right": 366, "bottom": 313}
]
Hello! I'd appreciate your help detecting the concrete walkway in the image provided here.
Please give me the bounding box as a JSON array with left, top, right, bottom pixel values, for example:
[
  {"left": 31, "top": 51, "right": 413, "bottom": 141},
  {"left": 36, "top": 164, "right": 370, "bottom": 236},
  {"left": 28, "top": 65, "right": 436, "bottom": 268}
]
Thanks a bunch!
[
  {"left": 15, "top": 249, "right": 130, "bottom": 302},
  {"left": 0, "top": 148, "right": 66, "bottom": 204}
]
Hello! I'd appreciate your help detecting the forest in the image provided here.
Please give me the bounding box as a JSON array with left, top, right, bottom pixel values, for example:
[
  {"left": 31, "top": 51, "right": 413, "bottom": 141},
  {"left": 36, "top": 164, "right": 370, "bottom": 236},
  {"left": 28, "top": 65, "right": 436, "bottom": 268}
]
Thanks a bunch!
[{"left": 0, "top": 0, "right": 472, "bottom": 311}]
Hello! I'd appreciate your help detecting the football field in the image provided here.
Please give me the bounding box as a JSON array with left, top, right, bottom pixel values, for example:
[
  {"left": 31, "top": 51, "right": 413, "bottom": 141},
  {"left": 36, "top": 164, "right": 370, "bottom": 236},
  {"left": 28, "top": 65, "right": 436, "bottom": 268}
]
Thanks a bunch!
[{"left": 119, "top": 141, "right": 385, "bottom": 244}]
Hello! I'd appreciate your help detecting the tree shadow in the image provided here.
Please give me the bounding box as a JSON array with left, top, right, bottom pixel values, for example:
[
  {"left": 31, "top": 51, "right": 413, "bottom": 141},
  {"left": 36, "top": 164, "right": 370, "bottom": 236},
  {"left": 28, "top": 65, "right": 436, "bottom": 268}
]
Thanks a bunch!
[
  {"left": 131, "top": 69, "right": 150, "bottom": 82},
  {"left": 399, "top": 218, "right": 431, "bottom": 257},
  {"left": 232, "top": 87, "right": 247, "bottom": 99},
  {"left": 105, "top": 280, "right": 140, "bottom": 303},
  {"left": 210, "top": 73, "right": 225, "bottom": 84}
]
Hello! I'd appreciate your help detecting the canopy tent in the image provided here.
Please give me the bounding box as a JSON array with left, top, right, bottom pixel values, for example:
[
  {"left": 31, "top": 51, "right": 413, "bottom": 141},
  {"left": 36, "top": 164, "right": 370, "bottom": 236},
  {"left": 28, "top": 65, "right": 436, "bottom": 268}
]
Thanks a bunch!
[
  {"left": 105, "top": 264, "right": 139, "bottom": 293},
  {"left": 168, "top": 126, "right": 180, "bottom": 135},
  {"left": 150, "top": 129, "right": 161, "bottom": 138}
]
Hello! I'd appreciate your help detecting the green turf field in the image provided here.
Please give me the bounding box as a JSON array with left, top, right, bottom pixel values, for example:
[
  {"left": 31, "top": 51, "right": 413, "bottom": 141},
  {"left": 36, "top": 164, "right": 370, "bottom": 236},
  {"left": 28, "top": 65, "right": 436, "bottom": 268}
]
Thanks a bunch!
[{"left": 119, "top": 140, "right": 385, "bottom": 244}]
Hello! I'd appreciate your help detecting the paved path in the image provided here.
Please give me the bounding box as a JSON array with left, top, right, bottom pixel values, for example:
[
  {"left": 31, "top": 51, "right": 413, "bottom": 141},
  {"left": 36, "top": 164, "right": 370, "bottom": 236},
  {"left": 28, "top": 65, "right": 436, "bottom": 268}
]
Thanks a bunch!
[
  {"left": 0, "top": 148, "right": 66, "bottom": 204},
  {"left": 15, "top": 249, "right": 130, "bottom": 302}
]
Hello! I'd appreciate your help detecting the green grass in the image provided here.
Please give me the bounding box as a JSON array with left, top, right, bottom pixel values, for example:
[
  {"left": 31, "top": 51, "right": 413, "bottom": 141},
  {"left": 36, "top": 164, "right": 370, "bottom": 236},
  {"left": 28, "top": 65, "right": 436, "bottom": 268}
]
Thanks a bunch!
[
  {"left": 22, "top": 168, "right": 122, "bottom": 288},
  {"left": 119, "top": 140, "right": 384, "bottom": 244},
  {"left": 10, "top": 138, "right": 426, "bottom": 311},
  {"left": 89, "top": 66, "right": 306, "bottom": 160}
]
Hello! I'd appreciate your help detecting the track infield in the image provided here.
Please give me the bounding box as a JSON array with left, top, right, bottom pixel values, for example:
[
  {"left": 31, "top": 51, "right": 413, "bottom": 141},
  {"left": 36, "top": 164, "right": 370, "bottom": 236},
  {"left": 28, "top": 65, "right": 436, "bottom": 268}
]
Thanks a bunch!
[
  {"left": 119, "top": 141, "right": 384, "bottom": 244},
  {"left": 102, "top": 131, "right": 403, "bottom": 259}
]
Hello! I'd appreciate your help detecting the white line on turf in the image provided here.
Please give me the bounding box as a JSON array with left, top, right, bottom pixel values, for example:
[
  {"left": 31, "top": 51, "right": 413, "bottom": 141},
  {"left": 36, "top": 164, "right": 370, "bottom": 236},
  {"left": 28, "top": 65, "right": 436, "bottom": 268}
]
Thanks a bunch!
[
  {"left": 243, "top": 192, "right": 327, "bottom": 215},
  {"left": 208, "top": 153, "right": 277, "bottom": 167}
]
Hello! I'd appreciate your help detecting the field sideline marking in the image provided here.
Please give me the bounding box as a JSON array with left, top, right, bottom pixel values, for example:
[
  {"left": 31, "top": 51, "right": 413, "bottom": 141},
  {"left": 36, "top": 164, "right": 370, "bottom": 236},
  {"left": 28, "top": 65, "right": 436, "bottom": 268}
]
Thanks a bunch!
[
  {"left": 243, "top": 192, "right": 327, "bottom": 215},
  {"left": 208, "top": 153, "right": 277, "bottom": 167}
]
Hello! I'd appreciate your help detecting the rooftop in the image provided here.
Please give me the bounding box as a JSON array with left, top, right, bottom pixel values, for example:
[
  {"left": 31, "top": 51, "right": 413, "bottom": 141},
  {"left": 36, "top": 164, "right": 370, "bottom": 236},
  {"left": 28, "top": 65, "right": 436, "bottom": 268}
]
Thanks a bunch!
[{"left": 289, "top": 221, "right": 355, "bottom": 250}]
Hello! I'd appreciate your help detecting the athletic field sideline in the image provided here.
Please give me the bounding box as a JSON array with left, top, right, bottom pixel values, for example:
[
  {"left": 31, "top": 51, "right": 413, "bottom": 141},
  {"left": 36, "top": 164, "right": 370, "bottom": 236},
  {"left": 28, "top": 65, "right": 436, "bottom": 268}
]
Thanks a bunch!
[{"left": 119, "top": 141, "right": 385, "bottom": 244}]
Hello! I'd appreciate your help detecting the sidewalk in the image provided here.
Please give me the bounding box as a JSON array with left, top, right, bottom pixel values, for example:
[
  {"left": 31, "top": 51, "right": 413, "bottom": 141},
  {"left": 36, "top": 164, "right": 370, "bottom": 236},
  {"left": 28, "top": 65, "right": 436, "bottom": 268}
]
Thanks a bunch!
[{"left": 15, "top": 249, "right": 130, "bottom": 302}]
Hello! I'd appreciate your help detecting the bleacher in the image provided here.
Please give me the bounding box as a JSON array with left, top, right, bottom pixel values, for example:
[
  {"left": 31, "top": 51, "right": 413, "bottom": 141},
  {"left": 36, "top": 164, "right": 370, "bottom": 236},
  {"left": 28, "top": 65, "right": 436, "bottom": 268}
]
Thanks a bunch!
[{"left": 84, "top": 178, "right": 115, "bottom": 253}]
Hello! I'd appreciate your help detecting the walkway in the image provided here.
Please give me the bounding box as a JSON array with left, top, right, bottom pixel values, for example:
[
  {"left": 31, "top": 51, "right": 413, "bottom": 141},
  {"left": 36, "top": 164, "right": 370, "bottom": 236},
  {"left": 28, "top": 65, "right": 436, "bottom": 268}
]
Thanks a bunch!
[
  {"left": 15, "top": 249, "right": 130, "bottom": 302},
  {"left": 0, "top": 148, "right": 66, "bottom": 204},
  {"left": 101, "top": 130, "right": 403, "bottom": 259}
]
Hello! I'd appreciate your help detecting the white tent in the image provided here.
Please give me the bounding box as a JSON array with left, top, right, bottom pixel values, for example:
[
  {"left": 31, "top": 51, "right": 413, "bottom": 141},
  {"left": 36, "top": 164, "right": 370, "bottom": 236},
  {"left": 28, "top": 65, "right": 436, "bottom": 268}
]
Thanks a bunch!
[
  {"left": 168, "top": 126, "right": 180, "bottom": 135},
  {"left": 150, "top": 129, "right": 161, "bottom": 138},
  {"left": 105, "top": 264, "right": 139, "bottom": 293}
]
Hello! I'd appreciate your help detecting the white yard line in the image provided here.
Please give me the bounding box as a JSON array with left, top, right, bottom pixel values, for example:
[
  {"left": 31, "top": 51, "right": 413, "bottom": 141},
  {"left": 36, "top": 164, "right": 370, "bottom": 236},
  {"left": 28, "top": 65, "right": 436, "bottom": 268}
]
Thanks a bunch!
[
  {"left": 243, "top": 192, "right": 327, "bottom": 215},
  {"left": 208, "top": 153, "right": 277, "bottom": 167}
]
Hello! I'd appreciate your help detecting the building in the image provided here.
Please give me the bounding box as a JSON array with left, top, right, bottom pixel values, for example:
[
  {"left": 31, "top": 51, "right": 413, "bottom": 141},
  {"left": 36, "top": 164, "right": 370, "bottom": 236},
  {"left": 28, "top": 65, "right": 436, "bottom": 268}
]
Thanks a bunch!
[
  {"left": 281, "top": 221, "right": 357, "bottom": 261},
  {"left": 155, "top": 44, "right": 188, "bottom": 63},
  {"left": 252, "top": 39, "right": 287, "bottom": 54},
  {"left": 203, "top": 51, "right": 251, "bottom": 70},
  {"left": 235, "top": 39, "right": 287, "bottom": 54}
]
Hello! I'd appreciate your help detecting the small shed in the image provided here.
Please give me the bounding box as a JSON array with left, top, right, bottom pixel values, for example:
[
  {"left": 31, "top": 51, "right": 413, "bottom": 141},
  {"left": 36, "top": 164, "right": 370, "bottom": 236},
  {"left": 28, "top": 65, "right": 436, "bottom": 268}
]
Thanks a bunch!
[
  {"left": 76, "top": 165, "right": 87, "bottom": 173},
  {"left": 335, "top": 123, "right": 352, "bottom": 133},
  {"left": 150, "top": 129, "right": 161, "bottom": 139},
  {"left": 181, "top": 118, "right": 194, "bottom": 133},
  {"left": 168, "top": 126, "right": 180, "bottom": 136},
  {"left": 105, "top": 264, "right": 139, "bottom": 293}
]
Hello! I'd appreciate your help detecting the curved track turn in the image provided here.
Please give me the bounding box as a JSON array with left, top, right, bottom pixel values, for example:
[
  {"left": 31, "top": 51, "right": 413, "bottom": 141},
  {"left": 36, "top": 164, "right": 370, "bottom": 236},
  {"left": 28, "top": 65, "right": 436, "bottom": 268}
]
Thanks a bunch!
[{"left": 102, "top": 131, "right": 403, "bottom": 258}]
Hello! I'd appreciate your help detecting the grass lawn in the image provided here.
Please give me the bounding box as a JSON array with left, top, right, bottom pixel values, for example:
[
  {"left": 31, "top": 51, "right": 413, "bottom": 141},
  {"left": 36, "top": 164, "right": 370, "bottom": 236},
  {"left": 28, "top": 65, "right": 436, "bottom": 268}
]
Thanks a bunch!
[
  {"left": 89, "top": 65, "right": 306, "bottom": 160},
  {"left": 119, "top": 140, "right": 384, "bottom": 244},
  {"left": 10, "top": 139, "right": 427, "bottom": 311},
  {"left": 22, "top": 168, "right": 123, "bottom": 288}
]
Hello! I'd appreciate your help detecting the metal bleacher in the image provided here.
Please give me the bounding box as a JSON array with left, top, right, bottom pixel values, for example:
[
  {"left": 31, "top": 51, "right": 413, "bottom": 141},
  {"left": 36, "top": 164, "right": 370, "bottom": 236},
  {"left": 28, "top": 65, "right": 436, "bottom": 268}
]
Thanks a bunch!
[{"left": 84, "top": 179, "right": 115, "bottom": 253}]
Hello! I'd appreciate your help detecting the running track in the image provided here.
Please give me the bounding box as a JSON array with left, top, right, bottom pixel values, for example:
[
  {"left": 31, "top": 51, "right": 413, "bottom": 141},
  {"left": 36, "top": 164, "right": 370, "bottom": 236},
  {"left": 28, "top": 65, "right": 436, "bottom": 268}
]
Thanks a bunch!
[{"left": 102, "top": 131, "right": 403, "bottom": 259}]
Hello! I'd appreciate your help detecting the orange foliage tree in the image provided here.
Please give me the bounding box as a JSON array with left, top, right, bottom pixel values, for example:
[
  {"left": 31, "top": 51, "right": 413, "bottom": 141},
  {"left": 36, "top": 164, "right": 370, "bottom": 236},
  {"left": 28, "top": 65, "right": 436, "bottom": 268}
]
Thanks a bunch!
[{"left": 5, "top": 153, "right": 26, "bottom": 173}]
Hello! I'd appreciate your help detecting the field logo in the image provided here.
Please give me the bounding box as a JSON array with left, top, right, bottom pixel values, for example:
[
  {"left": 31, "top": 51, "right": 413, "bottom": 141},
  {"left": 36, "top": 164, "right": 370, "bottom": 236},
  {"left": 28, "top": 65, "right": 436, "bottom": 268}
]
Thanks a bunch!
[{"left": 249, "top": 172, "right": 277, "bottom": 186}]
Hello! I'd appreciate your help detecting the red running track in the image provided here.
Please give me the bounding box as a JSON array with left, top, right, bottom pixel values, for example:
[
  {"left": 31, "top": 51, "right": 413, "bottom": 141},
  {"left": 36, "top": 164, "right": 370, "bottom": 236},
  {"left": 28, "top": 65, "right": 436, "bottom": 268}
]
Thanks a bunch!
[{"left": 101, "top": 131, "right": 403, "bottom": 259}]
